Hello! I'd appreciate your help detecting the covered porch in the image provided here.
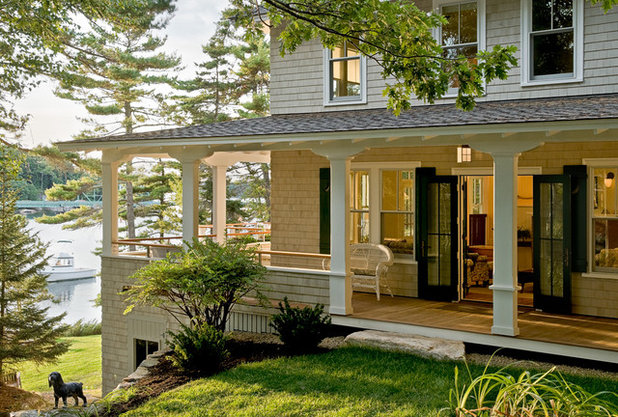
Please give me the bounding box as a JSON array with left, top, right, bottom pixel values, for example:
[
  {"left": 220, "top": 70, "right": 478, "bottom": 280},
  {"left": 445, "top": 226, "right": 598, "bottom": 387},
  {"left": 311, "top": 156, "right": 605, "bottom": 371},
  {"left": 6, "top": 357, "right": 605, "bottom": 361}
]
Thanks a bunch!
[
  {"left": 57, "top": 95, "right": 618, "bottom": 360},
  {"left": 338, "top": 293, "right": 618, "bottom": 362}
]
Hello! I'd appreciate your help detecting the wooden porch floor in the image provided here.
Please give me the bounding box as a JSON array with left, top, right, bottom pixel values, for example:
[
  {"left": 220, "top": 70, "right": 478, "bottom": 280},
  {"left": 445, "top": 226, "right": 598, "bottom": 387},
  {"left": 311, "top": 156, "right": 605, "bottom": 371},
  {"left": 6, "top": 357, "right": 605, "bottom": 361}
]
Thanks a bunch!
[{"left": 349, "top": 293, "right": 618, "bottom": 353}]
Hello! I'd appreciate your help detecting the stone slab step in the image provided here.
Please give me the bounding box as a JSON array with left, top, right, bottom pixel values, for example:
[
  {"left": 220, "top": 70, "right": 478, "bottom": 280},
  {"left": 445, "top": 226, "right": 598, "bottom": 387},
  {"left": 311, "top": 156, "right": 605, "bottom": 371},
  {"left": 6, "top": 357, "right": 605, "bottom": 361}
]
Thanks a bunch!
[{"left": 344, "top": 330, "right": 465, "bottom": 361}]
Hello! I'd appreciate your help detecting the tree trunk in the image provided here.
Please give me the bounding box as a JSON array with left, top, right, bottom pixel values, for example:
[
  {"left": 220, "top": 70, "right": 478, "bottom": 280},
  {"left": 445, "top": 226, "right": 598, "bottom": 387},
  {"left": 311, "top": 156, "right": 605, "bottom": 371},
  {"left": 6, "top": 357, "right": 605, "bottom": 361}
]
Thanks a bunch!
[{"left": 124, "top": 102, "right": 136, "bottom": 250}]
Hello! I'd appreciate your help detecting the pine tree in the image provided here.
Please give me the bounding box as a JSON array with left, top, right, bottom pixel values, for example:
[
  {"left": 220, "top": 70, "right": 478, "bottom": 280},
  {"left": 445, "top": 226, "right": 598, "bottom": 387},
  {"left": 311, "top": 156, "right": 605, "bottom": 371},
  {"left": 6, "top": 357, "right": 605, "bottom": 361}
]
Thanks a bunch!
[
  {"left": 0, "top": 146, "right": 68, "bottom": 376},
  {"left": 41, "top": 0, "right": 182, "bottom": 239}
]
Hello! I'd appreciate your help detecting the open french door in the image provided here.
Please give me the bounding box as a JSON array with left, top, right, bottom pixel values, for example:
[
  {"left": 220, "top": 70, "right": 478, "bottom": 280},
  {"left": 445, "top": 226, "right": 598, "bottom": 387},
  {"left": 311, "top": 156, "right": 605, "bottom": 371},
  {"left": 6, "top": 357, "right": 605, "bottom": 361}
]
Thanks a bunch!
[
  {"left": 417, "top": 168, "right": 459, "bottom": 301},
  {"left": 533, "top": 175, "right": 572, "bottom": 314}
]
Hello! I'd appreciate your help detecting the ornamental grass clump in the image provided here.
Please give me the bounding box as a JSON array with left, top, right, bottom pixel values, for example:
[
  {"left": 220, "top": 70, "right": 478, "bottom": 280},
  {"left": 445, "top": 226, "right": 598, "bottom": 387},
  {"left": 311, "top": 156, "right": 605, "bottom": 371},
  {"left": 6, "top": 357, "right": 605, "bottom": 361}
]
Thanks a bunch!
[
  {"left": 270, "top": 297, "right": 331, "bottom": 353},
  {"left": 446, "top": 358, "right": 618, "bottom": 417},
  {"left": 168, "top": 323, "right": 229, "bottom": 374}
]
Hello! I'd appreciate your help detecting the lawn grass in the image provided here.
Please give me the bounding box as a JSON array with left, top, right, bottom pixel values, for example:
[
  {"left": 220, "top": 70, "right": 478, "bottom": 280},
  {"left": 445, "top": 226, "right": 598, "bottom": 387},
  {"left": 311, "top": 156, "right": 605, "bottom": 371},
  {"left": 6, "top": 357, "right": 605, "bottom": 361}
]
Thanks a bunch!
[
  {"left": 17, "top": 335, "right": 101, "bottom": 393},
  {"left": 122, "top": 347, "right": 618, "bottom": 417}
]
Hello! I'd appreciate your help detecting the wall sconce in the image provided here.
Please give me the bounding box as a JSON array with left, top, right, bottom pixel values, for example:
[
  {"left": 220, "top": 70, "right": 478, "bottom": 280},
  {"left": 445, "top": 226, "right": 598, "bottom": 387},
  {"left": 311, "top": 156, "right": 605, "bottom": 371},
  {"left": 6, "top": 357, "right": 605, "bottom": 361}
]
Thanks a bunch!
[
  {"left": 605, "top": 172, "right": 615, "bottom": 188},
  {"left": 457, "top": 145, "right": 471, "bottom": 163}
]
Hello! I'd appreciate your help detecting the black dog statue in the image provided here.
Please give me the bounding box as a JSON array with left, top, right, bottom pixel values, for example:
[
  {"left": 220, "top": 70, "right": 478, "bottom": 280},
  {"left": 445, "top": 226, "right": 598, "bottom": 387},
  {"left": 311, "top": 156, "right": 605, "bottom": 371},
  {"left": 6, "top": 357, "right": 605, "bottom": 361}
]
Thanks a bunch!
[{"left": 48, "top": 371, "right": 88, "bottom": 408}]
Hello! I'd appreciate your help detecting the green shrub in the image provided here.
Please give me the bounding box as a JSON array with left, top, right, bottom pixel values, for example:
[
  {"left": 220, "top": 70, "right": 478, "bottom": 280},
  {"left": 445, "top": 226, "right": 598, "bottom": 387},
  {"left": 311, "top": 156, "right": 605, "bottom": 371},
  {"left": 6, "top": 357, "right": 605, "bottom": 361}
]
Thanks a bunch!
[
  {"left": 125, "top": 238, "right": 267, "bottom": 331},
  {"left": 63, "top": 319, "right": 102, "bottom": 337},
  {"left": 447, "top": 359, "right": 618, "bottom": 417},
  {"left": 270, "top": 297, "right": 331, "bottom": 352},
  {"left": 168, "top": 323, "right": 229, "bottom": 374}
]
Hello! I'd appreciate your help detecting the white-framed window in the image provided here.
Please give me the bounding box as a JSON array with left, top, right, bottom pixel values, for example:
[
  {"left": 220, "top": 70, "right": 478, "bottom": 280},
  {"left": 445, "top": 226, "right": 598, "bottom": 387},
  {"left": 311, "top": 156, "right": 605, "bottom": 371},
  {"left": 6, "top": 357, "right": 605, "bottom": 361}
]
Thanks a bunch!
[
  {"left": 381, "top": 169, "right": 415, "bottom": 255},
  {"left": 521, "top": 0, "right": 584, "bottom": 86},
  {"left": 591, "top": 165, "right": 618, "bottom": 272},
  {"left": 323, "top": 41, "right": 367, "bottom": 106},
  {"left": 434, "top": 0, "right": 486, "bottom": 96},
  {"left": 349, "top": 162, "right": 420, "bottom": 257},
  {"left": 350, "top": 170, "right": 370, "bottom": 243}
]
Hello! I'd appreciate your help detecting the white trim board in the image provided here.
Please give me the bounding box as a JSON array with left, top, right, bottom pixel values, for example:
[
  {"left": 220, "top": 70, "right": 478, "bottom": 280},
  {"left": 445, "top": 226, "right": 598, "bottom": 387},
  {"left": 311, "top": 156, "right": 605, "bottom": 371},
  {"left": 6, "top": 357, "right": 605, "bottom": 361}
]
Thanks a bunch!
[
  {"left": 451, "top": 167, "right": 542, "bottom": 175},
  {"left": 332, "top": 316, "right": 618, "bottom": 364}
]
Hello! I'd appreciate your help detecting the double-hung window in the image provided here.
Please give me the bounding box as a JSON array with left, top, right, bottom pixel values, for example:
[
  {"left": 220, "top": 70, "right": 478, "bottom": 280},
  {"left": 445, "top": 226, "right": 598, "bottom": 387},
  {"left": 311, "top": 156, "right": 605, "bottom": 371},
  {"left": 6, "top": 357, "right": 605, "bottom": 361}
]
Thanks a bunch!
[
  {"left": 324, "top": 41, "right": 366, "bottom": 105},
  {"left": 522, "top": 0, "right": 583, "bottom": 85},
  {"left": 435, "top": 0, "right": 485, "bottom": 94},
  {"left": 381, "top": 170, "right": 415, "bottom": 255},
  {"left": 348, "top": 164, "right": 419, "bottom": 256},
  {"left": 591, "top": 166, "right": 618, "bottom": 272},
  {"left": 350, "top": 170, "right": 370, "bottom": 243}
]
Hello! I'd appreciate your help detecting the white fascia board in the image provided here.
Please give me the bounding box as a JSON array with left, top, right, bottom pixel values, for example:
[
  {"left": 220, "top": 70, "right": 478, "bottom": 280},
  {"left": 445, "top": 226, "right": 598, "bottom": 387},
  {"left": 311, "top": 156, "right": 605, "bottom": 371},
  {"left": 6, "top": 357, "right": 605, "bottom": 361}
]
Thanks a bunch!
[{"left": 55, "top": 118, "right": 618, "bottom": 153}]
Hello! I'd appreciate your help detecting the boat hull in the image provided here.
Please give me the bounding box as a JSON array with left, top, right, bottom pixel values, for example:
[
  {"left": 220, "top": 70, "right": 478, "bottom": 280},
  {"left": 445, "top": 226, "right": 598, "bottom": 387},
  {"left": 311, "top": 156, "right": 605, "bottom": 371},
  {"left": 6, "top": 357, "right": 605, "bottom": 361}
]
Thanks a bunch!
[{"left": 45, "top": 268, "right": 97, "bottom": 282}]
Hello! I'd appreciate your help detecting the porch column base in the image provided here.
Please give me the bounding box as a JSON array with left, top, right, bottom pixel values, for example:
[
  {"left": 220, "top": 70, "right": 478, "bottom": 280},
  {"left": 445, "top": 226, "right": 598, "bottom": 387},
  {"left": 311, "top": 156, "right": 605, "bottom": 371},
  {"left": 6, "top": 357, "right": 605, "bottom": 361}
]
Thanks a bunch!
[
  {"left": 489, "top": 285, "right": 520, "bottom": 337},
  {"left": 329, "top": 272, "right": 353, "bottom": 316}
]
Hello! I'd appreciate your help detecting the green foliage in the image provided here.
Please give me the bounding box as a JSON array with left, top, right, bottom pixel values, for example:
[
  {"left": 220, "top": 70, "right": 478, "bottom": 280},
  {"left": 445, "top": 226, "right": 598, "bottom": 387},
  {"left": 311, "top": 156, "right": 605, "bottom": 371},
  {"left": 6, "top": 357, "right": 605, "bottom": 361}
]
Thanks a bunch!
[
  {"left": 590, "top": 0, "right": 618, "bottom": 12},
  {"left": 18, "top": 335, "right": 101, "bottom": 393},
  {"left": 447, "top": 358, "right": 618, "bottom": 417},
  {"left": 125, "top": 238, "right": 267, "bottom": 331},
  {"left": 168, "top": 323, "right": 230, "bottom": 374},
  {"left": 232, "top": 0, "right": 615, "bottom": 114},
  {"left": 0, "top": 146, "right": 69, "bottom": 375},
  {"left": 63, "top": 319, "right": 102, "bottom": 337},
  {"left": 270, "top": 297, "right": 331, "bottom": 352}
]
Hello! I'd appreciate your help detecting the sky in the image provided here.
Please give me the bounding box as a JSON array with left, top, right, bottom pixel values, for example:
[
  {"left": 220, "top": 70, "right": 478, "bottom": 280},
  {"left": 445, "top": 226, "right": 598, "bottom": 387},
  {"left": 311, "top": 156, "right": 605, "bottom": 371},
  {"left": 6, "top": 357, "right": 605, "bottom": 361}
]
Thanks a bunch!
[{"left": 13, "top": 0, "right": 229, "bottom": 148}]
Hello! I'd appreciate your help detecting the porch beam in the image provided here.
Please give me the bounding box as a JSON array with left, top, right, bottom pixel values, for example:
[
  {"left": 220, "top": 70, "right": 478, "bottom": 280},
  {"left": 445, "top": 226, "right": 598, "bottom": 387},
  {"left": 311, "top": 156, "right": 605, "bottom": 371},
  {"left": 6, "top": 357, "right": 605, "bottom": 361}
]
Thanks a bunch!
[{"left": 490, "top": 151, "right": 520, "bottom": 336}]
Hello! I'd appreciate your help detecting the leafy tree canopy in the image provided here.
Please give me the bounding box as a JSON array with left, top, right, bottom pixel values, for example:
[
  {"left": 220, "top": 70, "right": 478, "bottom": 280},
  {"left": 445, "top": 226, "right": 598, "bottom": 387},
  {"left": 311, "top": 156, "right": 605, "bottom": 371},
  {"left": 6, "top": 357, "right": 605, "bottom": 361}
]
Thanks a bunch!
[
  {"left": 231, "top": 0, "right": 616, "bottom": 114},
  {"left": 0, "top": 0, "right": 163, "bottom": 139}
]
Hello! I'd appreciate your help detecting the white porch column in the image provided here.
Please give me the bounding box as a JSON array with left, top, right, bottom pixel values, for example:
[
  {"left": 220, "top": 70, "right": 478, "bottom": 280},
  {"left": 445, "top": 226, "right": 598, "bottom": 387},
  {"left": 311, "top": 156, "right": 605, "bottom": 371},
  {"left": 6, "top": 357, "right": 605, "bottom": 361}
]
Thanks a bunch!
[
  {"left": 181, "top": 159, "right": 200, "bottom": 244},
  {"left": 328, "top": 156, "right": 353, "bottom": 315},
  {"left": 212, "top": 165, "right": 227, "bottom": 245},
  {"left": 101, "top": 160, "right": 119, "bottom": 256},
  {"left": 490, "top": 151, "right": 520, "bottom": 336},
  {"left": 170, "top": 148, "right": 213, "bottom": 246}
]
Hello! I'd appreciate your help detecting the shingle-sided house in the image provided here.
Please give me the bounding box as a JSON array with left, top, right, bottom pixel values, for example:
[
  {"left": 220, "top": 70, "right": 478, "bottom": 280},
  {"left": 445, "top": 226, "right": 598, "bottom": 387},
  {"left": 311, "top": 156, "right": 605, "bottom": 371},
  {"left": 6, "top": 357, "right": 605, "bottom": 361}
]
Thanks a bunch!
[{"left": 58, "top": 0, "right": 618, "bottom": 393}]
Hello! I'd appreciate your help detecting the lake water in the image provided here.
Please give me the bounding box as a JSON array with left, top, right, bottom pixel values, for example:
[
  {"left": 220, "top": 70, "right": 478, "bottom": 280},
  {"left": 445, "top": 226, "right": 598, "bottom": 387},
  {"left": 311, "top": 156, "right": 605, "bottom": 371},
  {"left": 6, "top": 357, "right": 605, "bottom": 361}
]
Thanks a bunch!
[{"left": 26, "top": 216, "right": 102, "bottom": 324}]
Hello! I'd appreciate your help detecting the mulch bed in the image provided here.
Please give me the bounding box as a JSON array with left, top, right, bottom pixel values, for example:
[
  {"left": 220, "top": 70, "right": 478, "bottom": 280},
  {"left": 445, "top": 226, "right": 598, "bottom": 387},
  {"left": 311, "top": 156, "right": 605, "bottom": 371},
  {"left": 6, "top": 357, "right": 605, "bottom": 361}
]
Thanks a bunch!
[
  {"left": 100, "top": 334, "right": 334, "bottom": 417},
  {"left": 0, "top": 384, "right": 50, "bottom": 413}
]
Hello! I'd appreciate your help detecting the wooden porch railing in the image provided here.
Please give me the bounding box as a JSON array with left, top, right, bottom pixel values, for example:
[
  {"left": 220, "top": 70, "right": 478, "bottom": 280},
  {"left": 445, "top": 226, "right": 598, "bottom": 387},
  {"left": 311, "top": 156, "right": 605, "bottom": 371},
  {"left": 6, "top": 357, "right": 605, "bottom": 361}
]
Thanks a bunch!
[{"left": 113, "top": 222, "right": 271, "bottom": 258}]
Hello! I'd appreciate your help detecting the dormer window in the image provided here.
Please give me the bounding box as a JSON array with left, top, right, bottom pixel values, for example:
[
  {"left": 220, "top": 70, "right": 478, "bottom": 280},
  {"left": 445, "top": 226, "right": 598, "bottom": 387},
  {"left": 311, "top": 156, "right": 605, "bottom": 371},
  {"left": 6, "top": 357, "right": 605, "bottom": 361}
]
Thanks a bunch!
[
  {"left": 521, "top": 0, "right": 583, "bottom": 86},
  {"left": 324, "top": 41, "right": 367, "bottom": 105}
]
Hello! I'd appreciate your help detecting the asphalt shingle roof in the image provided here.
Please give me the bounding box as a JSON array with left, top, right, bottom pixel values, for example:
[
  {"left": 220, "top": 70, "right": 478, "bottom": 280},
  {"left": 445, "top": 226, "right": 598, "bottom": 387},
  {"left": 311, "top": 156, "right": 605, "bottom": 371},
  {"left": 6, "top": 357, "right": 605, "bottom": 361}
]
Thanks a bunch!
[{"left": 67, "top": 94, "right": 618, "bottom": 145}]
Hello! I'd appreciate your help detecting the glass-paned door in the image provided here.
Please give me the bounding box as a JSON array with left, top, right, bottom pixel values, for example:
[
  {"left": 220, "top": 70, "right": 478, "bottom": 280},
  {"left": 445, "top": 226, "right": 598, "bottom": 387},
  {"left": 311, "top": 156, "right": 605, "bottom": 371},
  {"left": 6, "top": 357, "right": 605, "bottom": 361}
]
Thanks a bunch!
[
  {"left": 533, "top": 175, "right": 571, "bottom": 313},
  {"left": 417, "top": 169, "right": 458, "bottom": 301}
]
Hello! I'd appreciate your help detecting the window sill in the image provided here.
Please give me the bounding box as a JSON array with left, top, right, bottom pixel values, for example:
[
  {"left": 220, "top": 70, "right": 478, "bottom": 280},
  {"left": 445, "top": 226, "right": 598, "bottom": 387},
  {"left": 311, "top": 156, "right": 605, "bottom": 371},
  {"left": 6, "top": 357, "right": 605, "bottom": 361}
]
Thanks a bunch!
[
  {"left": 520, "top": 76, "right": 583, "bottom": 88},
  {"left": 324, "top": 98, "right": 367, "bottom": 107},
  {"left": 581, "top": 272, "right": 618, "bottom": 281}
]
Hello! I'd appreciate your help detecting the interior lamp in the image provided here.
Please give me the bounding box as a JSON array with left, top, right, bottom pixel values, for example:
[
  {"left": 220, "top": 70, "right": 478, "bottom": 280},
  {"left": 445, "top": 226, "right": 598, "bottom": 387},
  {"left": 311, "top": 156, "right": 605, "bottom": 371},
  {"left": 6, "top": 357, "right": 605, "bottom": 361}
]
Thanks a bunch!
[
  {"left": 457, "top": 145, "right": 472, "bottom": 163},
  {"left": 605, "top": 172, "right": 615, "bottom": 188}
]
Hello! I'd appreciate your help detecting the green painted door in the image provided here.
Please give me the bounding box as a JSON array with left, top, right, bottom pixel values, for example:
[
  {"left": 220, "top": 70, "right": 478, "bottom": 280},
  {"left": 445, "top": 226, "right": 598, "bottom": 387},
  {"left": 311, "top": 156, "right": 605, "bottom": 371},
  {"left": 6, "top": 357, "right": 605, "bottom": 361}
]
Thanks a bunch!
[
  {"left": 417, "top": 169, "right": 459, "bottom": 301},
  {"left": 533, "top": 175, "right": 572, "bottom": 314}
]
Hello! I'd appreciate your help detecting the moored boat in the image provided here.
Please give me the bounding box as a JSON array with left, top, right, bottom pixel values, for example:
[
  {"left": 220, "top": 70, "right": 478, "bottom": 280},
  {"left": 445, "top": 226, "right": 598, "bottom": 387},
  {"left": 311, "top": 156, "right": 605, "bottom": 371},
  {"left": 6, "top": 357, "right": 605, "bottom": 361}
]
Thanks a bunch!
[{"left": 44, "top": 240, "right": 97, "bottom": 282}]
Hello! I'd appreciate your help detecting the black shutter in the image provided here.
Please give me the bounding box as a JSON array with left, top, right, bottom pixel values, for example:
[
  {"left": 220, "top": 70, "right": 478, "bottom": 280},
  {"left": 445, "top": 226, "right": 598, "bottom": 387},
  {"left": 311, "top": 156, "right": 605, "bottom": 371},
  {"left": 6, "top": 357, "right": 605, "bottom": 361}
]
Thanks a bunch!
[
  {"left": 319, "top": 168, "right": 330, "bottom": 254},
  {"left": 564, "top": 165, "right": 588, "bottom": 272}
]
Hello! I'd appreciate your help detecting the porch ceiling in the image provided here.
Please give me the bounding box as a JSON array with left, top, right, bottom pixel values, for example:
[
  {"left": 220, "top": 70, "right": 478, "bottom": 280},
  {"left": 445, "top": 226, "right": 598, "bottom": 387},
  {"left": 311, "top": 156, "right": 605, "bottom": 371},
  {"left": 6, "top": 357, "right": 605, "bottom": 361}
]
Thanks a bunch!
[{"left": 57, "top": 93, "right": 618, "bottom": 154}]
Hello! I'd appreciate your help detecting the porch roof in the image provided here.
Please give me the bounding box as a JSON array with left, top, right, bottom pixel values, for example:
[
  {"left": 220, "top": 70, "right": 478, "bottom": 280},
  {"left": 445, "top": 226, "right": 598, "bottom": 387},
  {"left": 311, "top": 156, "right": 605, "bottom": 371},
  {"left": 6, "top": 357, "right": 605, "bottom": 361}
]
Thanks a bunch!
[{"left": 57, "top": 93, "right": 618, "bottom": 152}]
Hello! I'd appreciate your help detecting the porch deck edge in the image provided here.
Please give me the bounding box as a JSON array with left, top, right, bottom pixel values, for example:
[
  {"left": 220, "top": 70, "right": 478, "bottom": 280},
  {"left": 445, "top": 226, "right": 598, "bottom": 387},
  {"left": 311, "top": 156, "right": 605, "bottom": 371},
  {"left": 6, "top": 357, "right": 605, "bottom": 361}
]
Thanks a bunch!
[{"left": 332, "top": 316, "right": 618, "bottom": 364}]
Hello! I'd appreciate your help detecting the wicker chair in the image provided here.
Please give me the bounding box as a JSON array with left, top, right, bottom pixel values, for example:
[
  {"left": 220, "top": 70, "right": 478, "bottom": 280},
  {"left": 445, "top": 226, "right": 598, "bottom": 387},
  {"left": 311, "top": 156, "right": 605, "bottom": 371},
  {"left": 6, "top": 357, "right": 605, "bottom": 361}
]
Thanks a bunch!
[{"left": 350, "top": 243, "right": 395, "bottom": 301}]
